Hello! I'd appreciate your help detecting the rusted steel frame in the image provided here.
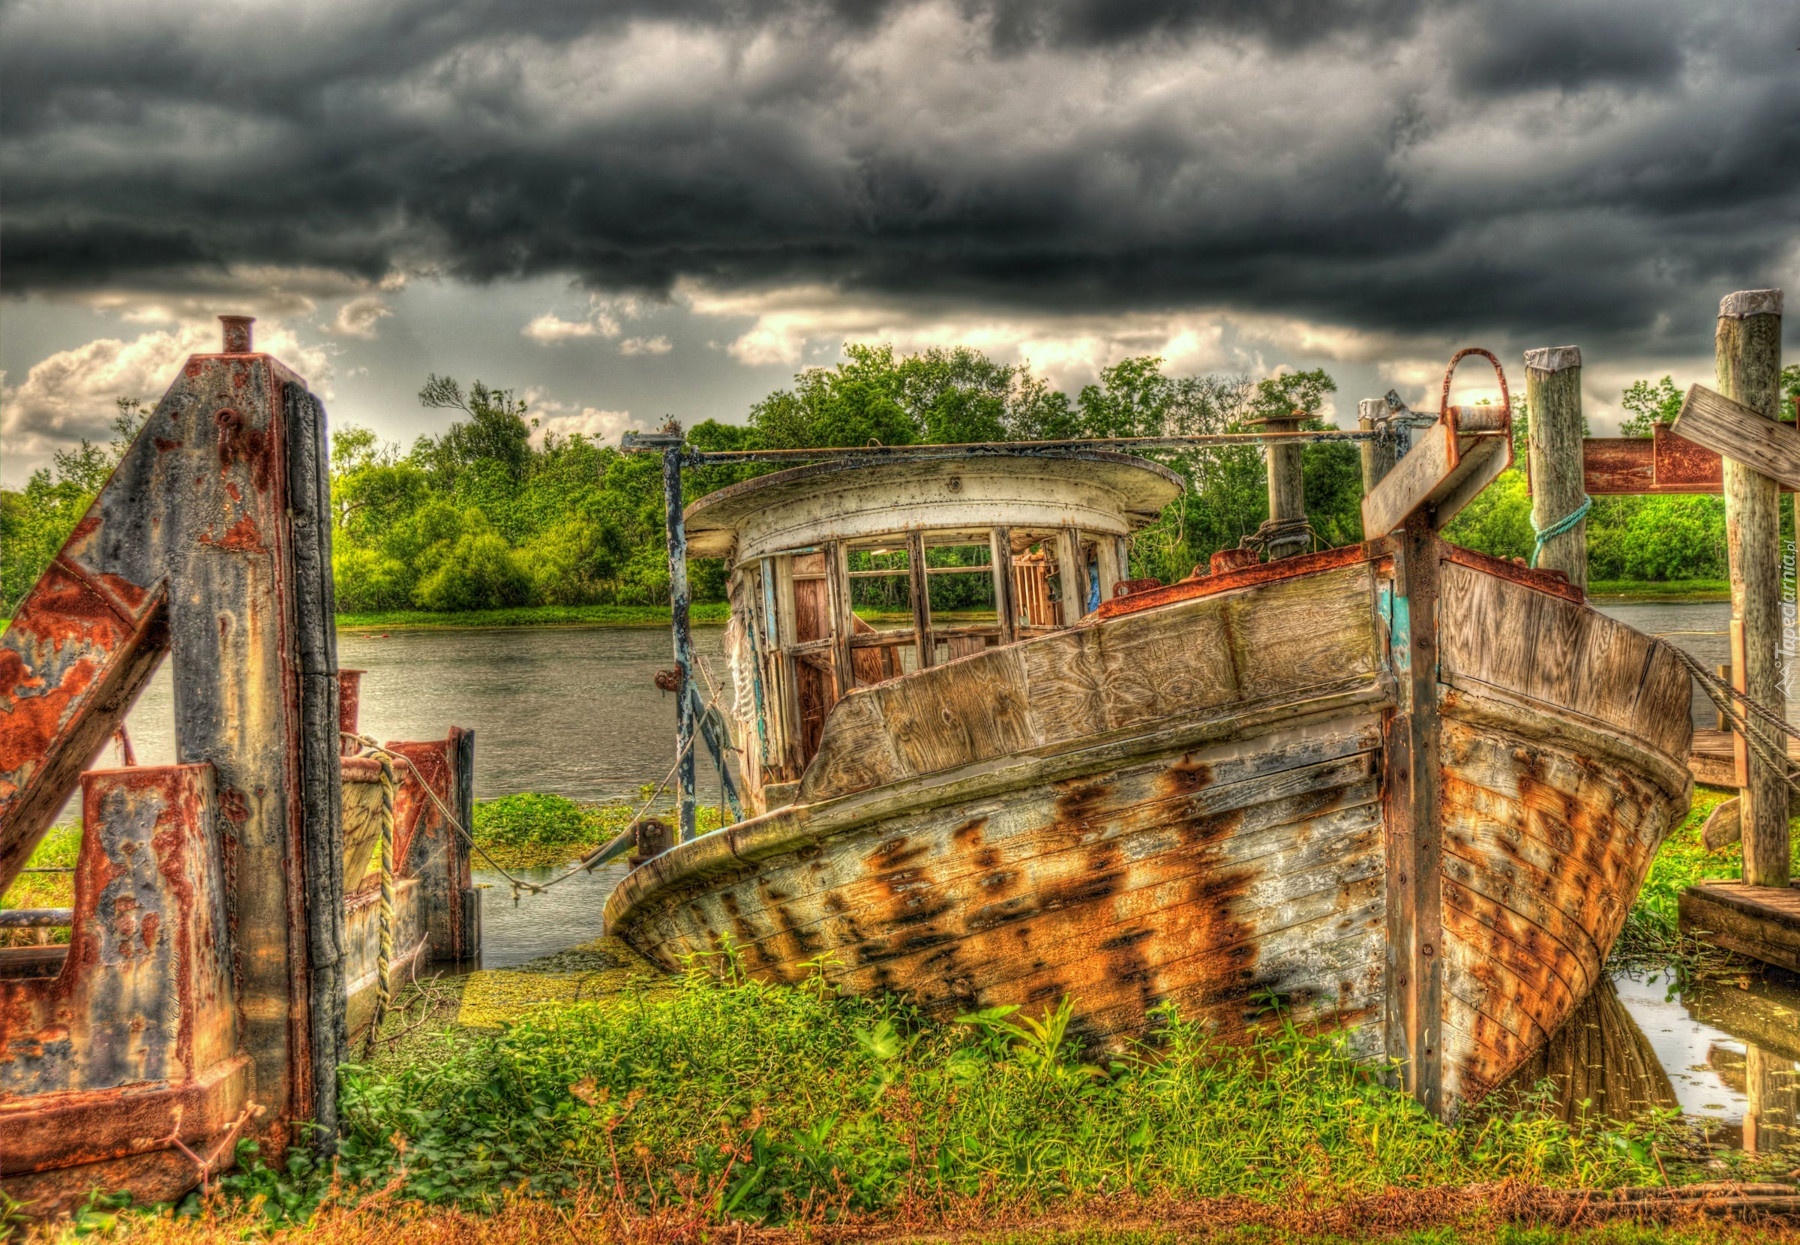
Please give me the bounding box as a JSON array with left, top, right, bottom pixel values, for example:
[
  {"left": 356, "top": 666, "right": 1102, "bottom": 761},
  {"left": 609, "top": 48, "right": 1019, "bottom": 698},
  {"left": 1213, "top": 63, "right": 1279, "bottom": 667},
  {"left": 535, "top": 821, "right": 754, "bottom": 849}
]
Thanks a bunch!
[
  {"left": 0, "top": 1054, "right": 251, "bottom": 1176},
  {"left": 0, "top": 569, "right": 170, "bottom": 891},
  {"left": 0, "top": 339, "right": 339, "bottom": 1164},
  {"left": 907, "top": 531, "right": 934, "bottom": 668},
  {"left": 1437, "top": 348, "right": 1512, "bottom": 473},
  {"left": 1383, "top": 516, "right": 1444, "bottom": 1115},
  {"left": 1575, "top": 428, "right": 1790, "bottom": 496},
  {"left": 623, "top": 430, "right": 1381, "bottom": 465},
  {"left": 663, "top": 445, "right": 697, "bottom": 842}
]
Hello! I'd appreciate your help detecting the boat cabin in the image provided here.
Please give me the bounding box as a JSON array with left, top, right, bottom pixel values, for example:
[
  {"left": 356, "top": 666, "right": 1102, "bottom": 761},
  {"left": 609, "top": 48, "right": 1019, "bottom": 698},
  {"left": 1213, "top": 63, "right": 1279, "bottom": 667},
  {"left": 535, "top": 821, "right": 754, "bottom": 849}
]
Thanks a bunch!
[{"left": 687, "top": 450, "right": 1182, "bottom": 810}]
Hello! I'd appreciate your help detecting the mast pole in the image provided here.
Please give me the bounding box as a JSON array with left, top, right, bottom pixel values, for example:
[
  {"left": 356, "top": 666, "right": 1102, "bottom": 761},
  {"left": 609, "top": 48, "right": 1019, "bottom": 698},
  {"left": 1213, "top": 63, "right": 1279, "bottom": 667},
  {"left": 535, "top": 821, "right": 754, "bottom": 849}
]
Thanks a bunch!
[{"left": 653, "top": 425, "right": 698, "bottom": 842}]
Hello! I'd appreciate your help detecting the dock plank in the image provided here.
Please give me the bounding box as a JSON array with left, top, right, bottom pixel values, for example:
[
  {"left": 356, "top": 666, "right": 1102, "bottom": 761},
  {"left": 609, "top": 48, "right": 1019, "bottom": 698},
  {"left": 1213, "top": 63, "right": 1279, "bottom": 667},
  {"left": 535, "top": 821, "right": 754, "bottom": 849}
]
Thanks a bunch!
[{"left": 1679, "top": 882, "right": 1800, "bottom": 973}]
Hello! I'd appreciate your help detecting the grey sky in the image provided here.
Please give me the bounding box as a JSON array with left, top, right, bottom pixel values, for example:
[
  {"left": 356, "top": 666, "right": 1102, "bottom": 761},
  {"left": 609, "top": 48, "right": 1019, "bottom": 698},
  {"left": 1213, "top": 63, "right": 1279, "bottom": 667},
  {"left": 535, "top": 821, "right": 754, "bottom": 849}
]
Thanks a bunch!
[{"left": 3, "top": 0, "right": 1797, "bottom": 484}]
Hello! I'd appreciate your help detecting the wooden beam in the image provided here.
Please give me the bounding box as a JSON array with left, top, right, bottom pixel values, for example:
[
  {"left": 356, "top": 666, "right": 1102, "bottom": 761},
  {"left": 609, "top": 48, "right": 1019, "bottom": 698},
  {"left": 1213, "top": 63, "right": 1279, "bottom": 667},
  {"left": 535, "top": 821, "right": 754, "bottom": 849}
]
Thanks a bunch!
[
  {"left": 1061, "top": 527, "right": 1090, "bottom": 619},
  {"left": 1360, "top": 422, "right": 1511, "bottom": 538},
  {"left": 824, "top": 539, "right": 853, "bottom": 698},
  {"left": 989, "top": 527, "right": 1017, "bottom": 646},
  {"left": 907, "top": 530, "right": 934, "bottom": 669},
  {"left": 1382, "top": 515, "right": 1444, "bottom": 1115},
  {"left": 1672, "top": 384, "right": 1800, "bottom": 490},
  {"left": 1717, "top": 288, "right": 1788, "bottom": 888}
]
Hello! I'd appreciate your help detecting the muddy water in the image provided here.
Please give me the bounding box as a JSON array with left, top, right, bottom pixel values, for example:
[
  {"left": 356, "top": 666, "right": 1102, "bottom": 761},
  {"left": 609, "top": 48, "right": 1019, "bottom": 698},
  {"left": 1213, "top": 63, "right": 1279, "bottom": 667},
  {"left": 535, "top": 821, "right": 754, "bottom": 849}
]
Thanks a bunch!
[{"left": 99, "top": 624, "right": 731, "bottom": 806}]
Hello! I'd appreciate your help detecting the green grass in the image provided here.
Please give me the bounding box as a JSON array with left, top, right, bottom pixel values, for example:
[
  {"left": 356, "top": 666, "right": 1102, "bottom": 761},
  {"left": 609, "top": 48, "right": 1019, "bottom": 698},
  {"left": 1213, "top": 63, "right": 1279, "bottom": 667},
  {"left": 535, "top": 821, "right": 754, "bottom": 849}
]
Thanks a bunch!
[
  {"left": 1587, "top": 579, "right": 1729, "bottom": 602},
  {"left": 207, "top": 957, "right": 1680, "bottom": 1225}
]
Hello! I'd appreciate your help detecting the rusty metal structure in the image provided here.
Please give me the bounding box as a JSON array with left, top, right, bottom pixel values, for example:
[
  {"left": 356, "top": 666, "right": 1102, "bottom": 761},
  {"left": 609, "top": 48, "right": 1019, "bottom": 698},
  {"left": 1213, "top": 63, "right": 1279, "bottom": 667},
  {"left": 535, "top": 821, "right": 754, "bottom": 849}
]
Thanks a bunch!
[
  {"left": 609, "top": 356, "right": 1694, "bottom": 1118},
  {"left": 0, "top": 320, "right": 479, "bottom": 1216}
]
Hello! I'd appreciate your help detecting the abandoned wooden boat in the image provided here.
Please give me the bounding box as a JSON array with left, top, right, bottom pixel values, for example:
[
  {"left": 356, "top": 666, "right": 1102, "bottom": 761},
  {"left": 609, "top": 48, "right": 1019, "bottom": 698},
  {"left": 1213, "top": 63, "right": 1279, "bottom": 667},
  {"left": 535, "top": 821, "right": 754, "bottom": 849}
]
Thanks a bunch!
[{"left": 606, "top": 412, "right": 1694, "bottom": 1115}]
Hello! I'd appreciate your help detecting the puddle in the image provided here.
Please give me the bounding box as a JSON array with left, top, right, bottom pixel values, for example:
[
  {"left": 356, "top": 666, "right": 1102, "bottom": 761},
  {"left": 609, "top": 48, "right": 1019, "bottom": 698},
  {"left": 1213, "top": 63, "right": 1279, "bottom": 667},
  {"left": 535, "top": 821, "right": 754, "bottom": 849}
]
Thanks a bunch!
[{"left": 1502, "top": 965, "right": 1800, "bottom": 1153}]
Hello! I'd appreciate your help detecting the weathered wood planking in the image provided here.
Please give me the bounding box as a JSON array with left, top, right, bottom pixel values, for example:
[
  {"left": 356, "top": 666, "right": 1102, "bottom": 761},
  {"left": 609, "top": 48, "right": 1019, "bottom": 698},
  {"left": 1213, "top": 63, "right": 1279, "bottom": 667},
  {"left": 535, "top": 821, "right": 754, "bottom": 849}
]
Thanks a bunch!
[
  {"left": 1436, "top": 560, "right": 1693, "bottom": 766},
  {"left": 1679, "top": 882, "right": 1800, "bottom": 974},
  {"left": 1436, "top": 703, "right": 1685, "bottom": 1104},
  {"left": 801, "top": 560, "right": 1382, "bottom": 802},
  {"left": 623, "top": 718, "right": 1389, "bottom": 1052},
  {"left": 1671, "top": 385, "right": 1800, "bottom": 492}
]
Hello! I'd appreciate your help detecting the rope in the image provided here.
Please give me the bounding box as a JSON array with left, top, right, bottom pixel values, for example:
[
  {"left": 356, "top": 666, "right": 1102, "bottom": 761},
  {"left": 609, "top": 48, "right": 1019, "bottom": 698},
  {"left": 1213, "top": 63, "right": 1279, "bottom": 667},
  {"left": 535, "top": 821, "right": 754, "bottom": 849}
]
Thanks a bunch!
[
  {"left": 1530, "top": 495, "right": 1591, "bottom": 569},
  {"left": 340, "top": 697, "right": 712, "bottom": 905},
  {"left": 366, "top": 755, "right": 396, "bottom": 1045},
  {"left": 1239, "top": 515, "right": 1316, "bottom": 557},
  {"left": 1657, "top": 641, "right": 1800, "bottom": 800}
]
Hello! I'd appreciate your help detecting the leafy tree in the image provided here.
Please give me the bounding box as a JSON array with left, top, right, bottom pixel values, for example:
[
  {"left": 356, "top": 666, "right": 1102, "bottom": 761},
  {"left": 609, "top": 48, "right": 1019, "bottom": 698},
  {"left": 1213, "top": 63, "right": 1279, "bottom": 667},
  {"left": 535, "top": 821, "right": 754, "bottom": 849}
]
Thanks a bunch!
[
  {"left": 1, "top": 400, "right": 146, "bottom": 613},
  {"left": 1619, "top": 375, "right": 1683, "bottom": 436}
]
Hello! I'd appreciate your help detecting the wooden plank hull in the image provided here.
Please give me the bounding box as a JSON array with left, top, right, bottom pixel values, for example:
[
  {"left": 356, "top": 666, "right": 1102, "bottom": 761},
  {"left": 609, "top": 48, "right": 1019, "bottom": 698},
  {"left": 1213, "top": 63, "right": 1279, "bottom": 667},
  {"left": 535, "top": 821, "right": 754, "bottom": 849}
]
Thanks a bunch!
[{"left": 607, "top": 538, "right": 1692, "bottom": 1114}]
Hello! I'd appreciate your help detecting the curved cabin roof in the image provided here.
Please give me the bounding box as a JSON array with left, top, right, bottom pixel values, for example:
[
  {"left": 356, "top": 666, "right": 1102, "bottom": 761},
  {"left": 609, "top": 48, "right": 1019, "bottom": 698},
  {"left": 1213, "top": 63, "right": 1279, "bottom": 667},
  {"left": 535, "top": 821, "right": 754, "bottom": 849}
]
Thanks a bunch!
[{"left": 684, "top": 449, "right": 1184, "bottom": 560}]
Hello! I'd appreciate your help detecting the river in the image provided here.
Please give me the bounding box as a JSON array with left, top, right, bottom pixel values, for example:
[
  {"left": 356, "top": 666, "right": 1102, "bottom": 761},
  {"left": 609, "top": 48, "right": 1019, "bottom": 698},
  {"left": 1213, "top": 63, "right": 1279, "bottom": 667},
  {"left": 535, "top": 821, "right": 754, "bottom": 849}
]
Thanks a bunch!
[{"left": 82, "top": 606, "right": 1800, "bottom": 1146}]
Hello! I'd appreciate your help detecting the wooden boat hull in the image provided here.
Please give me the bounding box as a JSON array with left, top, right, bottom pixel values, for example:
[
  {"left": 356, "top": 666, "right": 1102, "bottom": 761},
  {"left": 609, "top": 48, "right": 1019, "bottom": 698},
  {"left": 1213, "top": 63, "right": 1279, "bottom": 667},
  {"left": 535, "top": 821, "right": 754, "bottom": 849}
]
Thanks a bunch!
[{"left": 606, "top": 537, "right": 1692, "bottom": 1114}]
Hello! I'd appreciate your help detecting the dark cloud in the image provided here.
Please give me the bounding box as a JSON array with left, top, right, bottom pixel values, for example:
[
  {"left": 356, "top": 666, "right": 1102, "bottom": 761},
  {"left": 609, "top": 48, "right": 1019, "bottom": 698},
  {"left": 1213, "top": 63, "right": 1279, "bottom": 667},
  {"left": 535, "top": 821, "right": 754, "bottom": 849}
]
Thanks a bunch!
[{"left": 3, "top": 0, "right": 1796, "bottom": 350}]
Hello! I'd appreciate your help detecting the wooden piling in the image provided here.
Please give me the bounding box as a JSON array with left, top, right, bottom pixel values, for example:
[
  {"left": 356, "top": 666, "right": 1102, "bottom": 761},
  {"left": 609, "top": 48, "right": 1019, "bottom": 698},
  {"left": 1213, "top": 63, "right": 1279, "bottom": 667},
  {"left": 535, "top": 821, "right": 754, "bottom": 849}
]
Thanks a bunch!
[
  {"left": 1524, "top": 346, "right": 1589, "bottom": 593},
  {"left": 1263, "top": 412, "right": 1309, "bottom": 559},
  {"left": 1718, "top": 289, "right": 1788, "bottom": 887},
  {"left": 1358, "top": 398, "right": 1396, "bottom": 495}
]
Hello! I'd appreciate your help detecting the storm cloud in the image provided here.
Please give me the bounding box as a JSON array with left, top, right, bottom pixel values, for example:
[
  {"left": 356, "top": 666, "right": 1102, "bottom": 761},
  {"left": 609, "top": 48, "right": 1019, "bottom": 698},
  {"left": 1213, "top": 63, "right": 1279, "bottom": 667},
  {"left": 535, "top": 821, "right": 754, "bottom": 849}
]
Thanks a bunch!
[{"left": 2, "top": 0, "right": 1797, "bottom": 349}]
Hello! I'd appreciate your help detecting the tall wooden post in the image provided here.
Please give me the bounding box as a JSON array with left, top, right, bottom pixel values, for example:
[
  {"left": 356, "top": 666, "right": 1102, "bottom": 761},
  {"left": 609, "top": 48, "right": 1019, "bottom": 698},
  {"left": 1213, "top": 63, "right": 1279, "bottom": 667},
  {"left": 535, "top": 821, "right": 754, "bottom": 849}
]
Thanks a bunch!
[
  {"left": 1718, "top": 289, "right": 1787, "bottom": 887},
  {"left": 1383, "top": 511, "right": 1443, "bottom": 1116},
  {"left": 1524, "top": 346, "right": 1589, "bottom": 593},
  {"left": 663, "top": 441, "right": 697, "bottom": 842},
  {"left": 1359, "top": 398, "right": 1397, "bottom": 495},
  {"left": 1262, "top": 412, "right": 1309, "bottom": 559}
]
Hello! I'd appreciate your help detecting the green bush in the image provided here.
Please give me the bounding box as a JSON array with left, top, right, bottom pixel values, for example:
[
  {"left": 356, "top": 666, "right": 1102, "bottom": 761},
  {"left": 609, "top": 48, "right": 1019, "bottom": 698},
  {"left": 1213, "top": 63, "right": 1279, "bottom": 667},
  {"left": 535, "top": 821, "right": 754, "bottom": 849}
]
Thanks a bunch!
[{"left": 471, "top": 793, "right": 617, "bottom": 848}]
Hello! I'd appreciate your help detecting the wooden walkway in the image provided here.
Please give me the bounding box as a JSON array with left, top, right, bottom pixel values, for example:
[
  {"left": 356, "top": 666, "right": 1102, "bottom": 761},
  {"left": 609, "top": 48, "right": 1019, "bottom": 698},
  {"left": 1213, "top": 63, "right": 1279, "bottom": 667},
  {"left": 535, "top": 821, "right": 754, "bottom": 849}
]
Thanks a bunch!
[
  {"left": 1680, "top": 881, "right": 1800, "bottom": 973},
  {"left": 1688, "top": 729, "right": 1800, "bottom": 788}
]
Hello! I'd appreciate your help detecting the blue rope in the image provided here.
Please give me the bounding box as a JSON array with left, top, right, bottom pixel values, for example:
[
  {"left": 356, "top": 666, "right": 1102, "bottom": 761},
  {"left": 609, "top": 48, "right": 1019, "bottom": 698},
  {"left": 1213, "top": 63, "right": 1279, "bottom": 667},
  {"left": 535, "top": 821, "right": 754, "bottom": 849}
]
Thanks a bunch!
[{"left": 1530, "top": 495, "right": 1591, "bottom": 569}]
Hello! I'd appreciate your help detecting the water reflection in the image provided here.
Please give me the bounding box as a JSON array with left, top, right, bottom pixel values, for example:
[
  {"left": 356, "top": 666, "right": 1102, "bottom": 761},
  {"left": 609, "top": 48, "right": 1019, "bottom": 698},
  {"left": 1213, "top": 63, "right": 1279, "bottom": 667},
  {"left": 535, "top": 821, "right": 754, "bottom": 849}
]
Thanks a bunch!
[
  {"left": 1501, "top": 967, "right": 1800, "bottom": 1154},
  {"left": 1499, "top": 978, "right": 1678, "bottom": 1124}
]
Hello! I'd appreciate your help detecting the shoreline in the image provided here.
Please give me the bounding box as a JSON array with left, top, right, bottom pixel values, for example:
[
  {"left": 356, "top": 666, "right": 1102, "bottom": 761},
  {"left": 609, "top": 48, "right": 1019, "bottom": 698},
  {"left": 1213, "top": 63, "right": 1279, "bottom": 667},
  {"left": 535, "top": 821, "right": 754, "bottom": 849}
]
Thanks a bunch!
[{"left": 0, "top": 581, "right": 1733, "bottom": 638}]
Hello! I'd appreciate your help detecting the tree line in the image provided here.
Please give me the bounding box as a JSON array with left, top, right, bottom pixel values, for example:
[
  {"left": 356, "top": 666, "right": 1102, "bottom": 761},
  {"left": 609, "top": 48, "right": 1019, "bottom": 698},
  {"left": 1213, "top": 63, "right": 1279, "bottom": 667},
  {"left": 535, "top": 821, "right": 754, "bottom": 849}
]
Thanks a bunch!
[{"left": 5, "top": 351, "right": 1798, "bottom": 616}]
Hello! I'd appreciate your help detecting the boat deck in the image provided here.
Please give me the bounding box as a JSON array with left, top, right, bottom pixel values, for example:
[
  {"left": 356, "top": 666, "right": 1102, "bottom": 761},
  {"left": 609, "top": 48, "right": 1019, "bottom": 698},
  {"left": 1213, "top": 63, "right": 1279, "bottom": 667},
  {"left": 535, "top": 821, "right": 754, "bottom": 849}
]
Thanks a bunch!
[{"left": 1688, "top": 729, "right": 1800, "bottom": 788}]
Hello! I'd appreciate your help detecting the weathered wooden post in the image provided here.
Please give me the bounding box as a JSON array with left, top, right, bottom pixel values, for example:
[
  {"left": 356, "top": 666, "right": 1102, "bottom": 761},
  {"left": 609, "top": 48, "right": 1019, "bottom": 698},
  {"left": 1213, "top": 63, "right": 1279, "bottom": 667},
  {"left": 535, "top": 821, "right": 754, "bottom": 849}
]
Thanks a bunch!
[
  {"left": 1258, "top": 411, "right": 1310, "bottom": 559},
  {"left": 1524, "top": 346, "right": 1589, "bottom": 593},
  {"left": 1718, "top": 290, "right": 1788, "bottom": 886},
  {"left": 1359, "top": 398, "right": 1397, "bottom": 494}
]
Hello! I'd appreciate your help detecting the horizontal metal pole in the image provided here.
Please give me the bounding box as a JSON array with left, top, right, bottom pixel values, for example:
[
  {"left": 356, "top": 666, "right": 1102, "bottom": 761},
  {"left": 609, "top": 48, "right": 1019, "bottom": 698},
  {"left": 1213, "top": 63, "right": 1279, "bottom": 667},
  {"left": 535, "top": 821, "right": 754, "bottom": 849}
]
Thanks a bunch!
[
  {"left": 0, "top": 908, "right": 74, "bottom": 928},
  {"left": 624, "top": 430, "right": 1384, "bottom": 463}
]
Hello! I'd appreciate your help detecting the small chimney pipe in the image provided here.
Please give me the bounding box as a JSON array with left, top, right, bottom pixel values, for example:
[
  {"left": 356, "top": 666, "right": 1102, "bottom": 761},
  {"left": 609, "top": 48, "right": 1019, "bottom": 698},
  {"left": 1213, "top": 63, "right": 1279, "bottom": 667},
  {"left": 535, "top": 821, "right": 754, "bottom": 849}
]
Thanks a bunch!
[{"left": 219, "top": 315, "right": 255, "bottom": 353}]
